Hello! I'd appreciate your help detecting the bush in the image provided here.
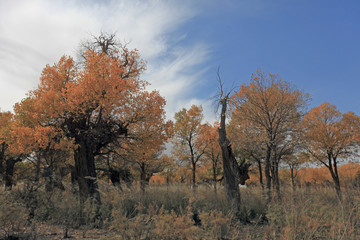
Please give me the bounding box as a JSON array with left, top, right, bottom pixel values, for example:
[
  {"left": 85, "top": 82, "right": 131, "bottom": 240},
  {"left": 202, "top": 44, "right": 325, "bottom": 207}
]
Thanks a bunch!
[{"left": 0, "top": 191, "right": 28, "bottom": 239}]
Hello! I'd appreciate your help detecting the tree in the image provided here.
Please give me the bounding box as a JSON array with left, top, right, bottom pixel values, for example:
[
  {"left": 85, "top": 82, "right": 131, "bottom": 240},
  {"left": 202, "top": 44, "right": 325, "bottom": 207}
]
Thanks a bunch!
[
  {"left": 12, "top": 97, "right": 72, "bottom": 188},
  {"left": 282, "top": 152, "right": 306, "bottom": 191},
  {"left": 0, "top": 111, "right": 22, "bottom": 190},
  {"left": 301, "top": 102, "right": 360, "bottom": 198},
  {"left": 216, "top": 72, "right": 250, "bottom": 222},
  {"left": 158, "top": 154, "right": 177, "bottom": 185},
  {"left": 230, "top": 68, "right": 309, "bottom": 199},
  {"left": 198, "top": 122, "right": 222, "bottom": 193},
  {"left": 173, "top": 105, "right": 205, "bottom": 189},
  {"left": 18, "top": 34, "right": 168, "bottom": 214},
  {"left": 124, "top": 117, "right": 172, "bottom": 192}
]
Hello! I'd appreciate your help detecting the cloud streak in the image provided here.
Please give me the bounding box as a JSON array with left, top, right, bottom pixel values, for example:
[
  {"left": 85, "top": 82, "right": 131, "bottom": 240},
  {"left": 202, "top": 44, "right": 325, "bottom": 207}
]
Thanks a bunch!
[{"left": 0, "top": 0, "right": 212, "bottom": 122}]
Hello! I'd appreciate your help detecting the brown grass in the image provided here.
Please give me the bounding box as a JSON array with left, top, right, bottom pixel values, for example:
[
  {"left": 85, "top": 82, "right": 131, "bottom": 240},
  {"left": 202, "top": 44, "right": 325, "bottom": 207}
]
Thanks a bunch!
[{"left": 0, "top": 182, "right": 359, "bottom": 239}]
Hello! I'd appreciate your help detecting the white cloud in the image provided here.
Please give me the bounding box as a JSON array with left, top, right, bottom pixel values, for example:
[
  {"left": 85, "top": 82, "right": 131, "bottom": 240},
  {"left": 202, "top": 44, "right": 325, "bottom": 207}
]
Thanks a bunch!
[
  {"left": 0, "top": 0, "right": 213, "bottom": 121},
  {"left": 145, "top": 43, "right": 211, "bottom": 119}
]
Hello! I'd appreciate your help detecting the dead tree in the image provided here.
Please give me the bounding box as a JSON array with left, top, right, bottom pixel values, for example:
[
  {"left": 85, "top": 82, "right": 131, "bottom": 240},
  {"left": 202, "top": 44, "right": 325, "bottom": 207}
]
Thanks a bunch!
[{"left": 216, "top": 71, "right": 250, "bottom": 222}]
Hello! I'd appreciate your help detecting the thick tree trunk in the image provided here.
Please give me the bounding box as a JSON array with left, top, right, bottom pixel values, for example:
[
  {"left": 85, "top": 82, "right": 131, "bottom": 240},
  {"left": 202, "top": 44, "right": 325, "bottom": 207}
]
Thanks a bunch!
[
  {"left": 273, "top": 160, "right": 280, "bottom": 197},
  {"left": 74, "top": 140, "right": 101, "bottom": 210},
  {"left": 5, "top": 157, "right": 21, "bottom": 190},
  {"left": 218, "top": 98, "right": 245, "bottom": 221},
  {"left": 219, "top": 139, "right": 241, "bottom": 211}
]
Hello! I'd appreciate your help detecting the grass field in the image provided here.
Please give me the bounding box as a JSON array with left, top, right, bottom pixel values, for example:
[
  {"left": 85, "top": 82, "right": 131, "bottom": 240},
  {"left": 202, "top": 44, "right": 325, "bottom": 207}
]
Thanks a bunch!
[{"left": 0, "top": 182, "right": 359, "bottom": 239}]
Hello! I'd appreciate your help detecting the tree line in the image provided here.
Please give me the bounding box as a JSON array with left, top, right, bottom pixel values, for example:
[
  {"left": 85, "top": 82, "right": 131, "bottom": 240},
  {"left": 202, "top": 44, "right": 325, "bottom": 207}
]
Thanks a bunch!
[{"left": 1, "top": 34, "right": 359, "bottom": 223}]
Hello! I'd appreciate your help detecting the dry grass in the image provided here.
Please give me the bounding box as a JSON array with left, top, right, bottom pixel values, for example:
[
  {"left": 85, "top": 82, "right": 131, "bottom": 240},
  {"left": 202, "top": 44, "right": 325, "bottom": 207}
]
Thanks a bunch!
[{"left": 0, "top": 182, "right": 359, "bottom": 239}]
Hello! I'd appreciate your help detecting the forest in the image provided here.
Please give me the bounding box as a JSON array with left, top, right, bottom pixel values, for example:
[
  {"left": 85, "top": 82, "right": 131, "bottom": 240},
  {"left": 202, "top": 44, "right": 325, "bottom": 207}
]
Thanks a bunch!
[{"left": 0, "top": 34, "right": 360, "bottom": 239}]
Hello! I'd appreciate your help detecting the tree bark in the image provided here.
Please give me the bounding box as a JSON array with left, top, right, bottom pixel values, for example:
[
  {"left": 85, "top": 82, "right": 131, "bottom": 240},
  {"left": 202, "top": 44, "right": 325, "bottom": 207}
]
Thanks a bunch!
[
  {"left": 328, "top": 157, "right": 342, "bottom": 200},
  {"left": 0, "top": 143, "right": 5, "bottom": 179},
  {"left": 290, "top": 167, "right": 296, "bottom": 191},
  {"left": 4, "top": 157, "right": 21, "bottom": 190},
  {"left": 189, "top": 141, "right": 197, "bottom": 189},
  {"left": 265, "top": 146, "right": 272, "bottom": 202},
  {"left": 74, "top": 139, "right": 101, "bottom": 209},
  {"left": 34, "top": 155, "right": 41, "bottom": 183},
  {"left": 191, "top": 160, "right": 196, "bottom": 189},
  {"left": 218, "top": 98, "right": 245, "bottom": 221},
  {"left": 272, "top": 160, "right": 280, "bottom": 197},
  {"left": 140, "top": 162, "right": 147, "bottom": 193},
  {"left": 256, "top": 158, "right": 264, "bottom": 190},
  {"left": 212, "top": 159, "right": 217, "bottom": 194}
]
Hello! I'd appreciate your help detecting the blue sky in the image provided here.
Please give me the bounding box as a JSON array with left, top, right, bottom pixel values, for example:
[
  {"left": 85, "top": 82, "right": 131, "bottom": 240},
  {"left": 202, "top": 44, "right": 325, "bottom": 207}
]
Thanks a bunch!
[
  {"left": 184, "top": 1, "right": 360, "bottom": 115},
  {"left": 1, "top": 0, "right": 359, "bottom": 122}
]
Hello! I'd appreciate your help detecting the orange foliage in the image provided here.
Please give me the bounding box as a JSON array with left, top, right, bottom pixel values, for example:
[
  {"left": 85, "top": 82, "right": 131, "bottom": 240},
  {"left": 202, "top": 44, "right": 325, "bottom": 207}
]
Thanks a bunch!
[
  {"left": 296, "top": 163, "right": 360, "bottom": 186},
  {"left": 197, "top": 122, "right": 222, "bottom": 180},
  {"left": 0, "top": 111, "right": 13, "bottom": 145},
  {"left": 247, "top": 163, "right": 360, "bottom": 187},
  {"left": 302, "top": 102, "right": 360, "bottom": 163},
  {"left": 150, "top": 173, "right": 167, "bottom": 185},
  {"left": 301, "top": 102, "right": 360, "bottom": 192},
  {"left": 173, "top": 105, "right": 205, "bottom": 186}
]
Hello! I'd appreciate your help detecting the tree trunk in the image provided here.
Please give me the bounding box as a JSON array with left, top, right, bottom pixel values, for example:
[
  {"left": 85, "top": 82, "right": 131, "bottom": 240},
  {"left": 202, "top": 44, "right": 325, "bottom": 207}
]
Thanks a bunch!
[
  {"left": 256, "top": 158, "right": 264, "bottom": 190},
  {"left": 34, "top": 156, "right": 41, "bottom": 183},
  {"left": 192, "top": 160, "right": 196, "bottom": 189},
  {"left": 273, "top": 160, "right": 280, "bottom": 197},
  {"left": 218, "top": 98, "right": 245, "bottom": 221},
  {"left": 74, "top": 139, "right": 101, "bottom": 221},
  {"left": 265, "top": 146, "right": 272, "bottom": 202},
  {"left": 140, "top": 162, "right": 147, "bottom": 193},
  {"left": 333, "top": 175, "right": 341, "bottom": 199},
  {"left": 0, "top": 143, "right": 5, "bottom": 179},
  {"left": 328, "top": 158, "right": 342, "bottom": 200},
  {"left": 5, "top": 157, "right": 21, "bottom": 190},
  {"left": 290, "top": 167, "right": 296, "bottom": 191},
  {"left": 212, "top": 160, "right": 217, "bottom": 194},
  {"left": 189, "top": 141, "right": 197, "bottom": 190}
]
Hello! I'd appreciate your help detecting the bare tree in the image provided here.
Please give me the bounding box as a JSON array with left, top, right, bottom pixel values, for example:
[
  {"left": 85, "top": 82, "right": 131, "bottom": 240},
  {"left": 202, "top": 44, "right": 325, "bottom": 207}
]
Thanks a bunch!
[{"left": 215, "top": 70, "right": 250, "bottom": 222}]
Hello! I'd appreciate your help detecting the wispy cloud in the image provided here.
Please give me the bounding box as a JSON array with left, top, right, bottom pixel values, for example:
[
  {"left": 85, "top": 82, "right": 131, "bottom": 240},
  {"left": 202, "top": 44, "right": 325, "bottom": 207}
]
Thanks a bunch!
[
  {"left": 0, "top": 0, "right": 212, "bottom": 121},
  {"left": 145, "top": 43, "right": 212, "bottom": 119}
]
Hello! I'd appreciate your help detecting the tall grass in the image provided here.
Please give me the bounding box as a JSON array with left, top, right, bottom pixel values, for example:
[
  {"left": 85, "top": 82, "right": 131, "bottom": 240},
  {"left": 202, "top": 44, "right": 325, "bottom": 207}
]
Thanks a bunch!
[{"left": 0, "top": 182, "right": 359, "bottom": 239}]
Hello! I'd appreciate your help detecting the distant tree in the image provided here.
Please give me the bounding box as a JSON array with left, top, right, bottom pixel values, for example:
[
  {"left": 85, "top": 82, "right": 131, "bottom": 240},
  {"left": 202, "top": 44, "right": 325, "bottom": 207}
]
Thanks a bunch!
[
  {"left": 125, "top": 117, "right": 172, "bottom": 192},
  {"left": 198, "top": 122, "right": 222, "bottom": 193},
  {"left": 282, "top": 152, "right": 307, "bottom": 191},
  {"left": 301, "top": 102, "right": 360, "bottom": 198},
  {"left": 158, "top": 154, "right": 177, "bottom": 185},
  {"left": 173, "top": 105, "right": 205, "bottom": 189}
]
